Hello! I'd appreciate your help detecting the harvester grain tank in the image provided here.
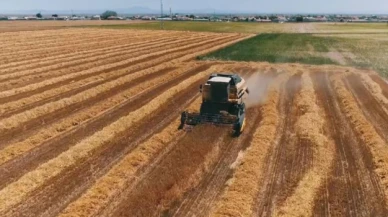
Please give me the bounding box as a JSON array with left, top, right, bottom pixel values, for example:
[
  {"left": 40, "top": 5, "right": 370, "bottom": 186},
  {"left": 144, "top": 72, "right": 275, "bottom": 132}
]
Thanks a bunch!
[{"left": 180, "top": 73, "right": 249, "bottom": 136}]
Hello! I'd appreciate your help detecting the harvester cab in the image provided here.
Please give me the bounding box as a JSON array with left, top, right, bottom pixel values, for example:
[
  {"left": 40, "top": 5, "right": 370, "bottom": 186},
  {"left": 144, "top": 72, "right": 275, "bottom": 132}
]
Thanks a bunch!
[{"left": 180, "top": 73, "right": 249, "bottom": 136}]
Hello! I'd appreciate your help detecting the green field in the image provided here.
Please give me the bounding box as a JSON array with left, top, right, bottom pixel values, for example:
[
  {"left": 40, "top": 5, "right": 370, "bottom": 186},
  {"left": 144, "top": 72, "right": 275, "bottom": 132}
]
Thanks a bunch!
[
  {"left": 90, "top": 21, "right": 388, "bottom": 34},
  {"left": 199, "top": 34, "right": 338, "bottom": 65},
  {"left": 201, "top": 32, "right": 388, "bottom": 76},
  {"left": 89, "top": 21, "right": 388, "bottom": 76},
  {"left": 88, "top": 21, "right": 291, "bottom": 33}
]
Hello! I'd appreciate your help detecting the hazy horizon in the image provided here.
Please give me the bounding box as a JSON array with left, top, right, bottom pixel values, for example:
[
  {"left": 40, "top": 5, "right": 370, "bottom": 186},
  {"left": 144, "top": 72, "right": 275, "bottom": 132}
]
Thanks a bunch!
[{"left": 1, "top": 0, "right": 388, "bottom": 14}]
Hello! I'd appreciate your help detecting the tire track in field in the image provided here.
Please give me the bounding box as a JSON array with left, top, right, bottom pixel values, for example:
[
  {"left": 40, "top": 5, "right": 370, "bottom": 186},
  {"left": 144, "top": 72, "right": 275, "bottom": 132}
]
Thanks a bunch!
[
  {"left": 169, "top": 70, "right": 275, "bottom": 217},
  {"left": 273, "top": 71, "right": 335, "bottom": 217},
  {"left": 110, "top": 126, "right": 227, "bottom": 217},
  {"left": 345, "top": 74, "right": 388, "bottom": 142},
  {"left": 254, "top": 72, "right": 303, "bottom": 216},
  {"left": 0, "top": 34, "right": 212, "bottom": 91},
  {"left": 311, "top": 72, "right": 388, "bottom": 217},
  {"left": 211, "top": 72, "right": 288, "bottom": 217}
]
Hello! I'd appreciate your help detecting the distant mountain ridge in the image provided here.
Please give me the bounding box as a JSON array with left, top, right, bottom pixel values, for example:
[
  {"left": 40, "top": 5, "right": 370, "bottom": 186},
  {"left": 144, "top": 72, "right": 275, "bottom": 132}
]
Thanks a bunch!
[{"left": 0, "top": 6, "right": 387, "bottom": 16}]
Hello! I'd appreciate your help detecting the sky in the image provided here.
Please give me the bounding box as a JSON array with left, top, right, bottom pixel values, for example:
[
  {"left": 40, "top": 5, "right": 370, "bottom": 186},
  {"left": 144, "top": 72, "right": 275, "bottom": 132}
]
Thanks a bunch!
[{"left": 1, "top": 0, "right": 388, "bottom": 14}]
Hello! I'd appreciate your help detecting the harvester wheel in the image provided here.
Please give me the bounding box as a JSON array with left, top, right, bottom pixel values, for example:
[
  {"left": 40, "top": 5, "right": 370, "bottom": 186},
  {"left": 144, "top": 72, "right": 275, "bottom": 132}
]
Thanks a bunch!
[
  {"left": 179, "top": 112, "right": 188, "bottom": 130},
  {"left": 240, "top": 118, "right": 246, "bottom": 132},
  {"left": 233, "top": 118, "right": 245, "bottom": 137}
]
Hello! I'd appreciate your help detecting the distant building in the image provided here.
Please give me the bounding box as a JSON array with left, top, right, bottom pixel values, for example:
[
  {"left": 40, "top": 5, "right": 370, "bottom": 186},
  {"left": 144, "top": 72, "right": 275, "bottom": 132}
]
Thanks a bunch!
[
  {"left": 141, "top": 16, "right": 153, "bottom": 20},
  {"left": 8, "top": 16, "right": 19, "bottom": 20},
  {"left": 24, "top": 16, "right": 38, "bottom": 20},
  {"left": 91, "top": 15, "right": 101, "bottom": 20},
  {"left": 107, "top": 16, "right": 124, "bottom": 20},
  {"left": 193, "top": 18, "right": 209, "bottom": 21},
  {"left": 156, "top": 17, "right": 173, "bottom": 21}
]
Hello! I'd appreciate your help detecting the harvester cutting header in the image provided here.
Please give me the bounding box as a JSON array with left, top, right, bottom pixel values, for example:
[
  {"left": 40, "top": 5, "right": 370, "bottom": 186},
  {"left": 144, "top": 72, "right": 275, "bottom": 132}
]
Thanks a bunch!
[{"left": 180, "top": 73, "right": 249, "bottom": 136}]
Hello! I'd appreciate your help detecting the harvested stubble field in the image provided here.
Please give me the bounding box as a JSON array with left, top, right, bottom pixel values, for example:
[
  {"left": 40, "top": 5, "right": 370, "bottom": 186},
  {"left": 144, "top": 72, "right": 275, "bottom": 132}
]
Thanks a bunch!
[
  {"left": 0, "top": 20, "right": 150, "bottom": 32},
  {"left": 1, "top": 28, "right": 388, "bottom": 217}
]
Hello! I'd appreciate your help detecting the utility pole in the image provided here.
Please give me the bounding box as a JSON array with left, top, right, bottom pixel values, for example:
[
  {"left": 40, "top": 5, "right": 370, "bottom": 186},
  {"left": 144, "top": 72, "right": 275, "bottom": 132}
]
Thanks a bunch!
[
  {"left": 170, "top": 7, "right": 172, "bottom": 19},
  {"left": 160, "top": 0, "right": 164, "bottom": 30}
]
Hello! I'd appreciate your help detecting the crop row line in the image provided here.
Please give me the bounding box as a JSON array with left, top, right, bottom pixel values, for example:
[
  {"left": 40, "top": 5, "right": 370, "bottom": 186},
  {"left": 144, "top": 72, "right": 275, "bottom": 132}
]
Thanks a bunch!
[
  {"left": 0, "top": 32, "right": 194, "bottom": 65},
  {"left": 0, "top": 34, "right": 208, "bottom": 85},
  {"left": 58, "top": 96, "right": 201, "bottom": 217},
  {"left": 0, "top": 29, "right": 180, "bottom": 48},
  {"left": 0, "top": 35, "right": 239, "bottom": 116},
  {"left": 0, "top": 63, "right": 199, "bottom": 166},
  {"left": 274, "top": 72, "right": 335, "bottom": 216},
  {"left": 331, "top": 73, "right": 388, "bottom": 208},
  {"left": 0, "top": 33, "right": 182, "bottom": 74},
  {"left": 358, "top": 72, "right": 388, "bottom": 109},
  {"left": 0, "top": 30, "right": 187, "bottom": 58},
  {"left": 0, "top": 31, "right": 196, "bottom": 69},
  {"left": 0, "top": 64, "right": 216, "bottom": 215},
  {"left": 0, "top": 34, "right": 235, "bottom": 100}
]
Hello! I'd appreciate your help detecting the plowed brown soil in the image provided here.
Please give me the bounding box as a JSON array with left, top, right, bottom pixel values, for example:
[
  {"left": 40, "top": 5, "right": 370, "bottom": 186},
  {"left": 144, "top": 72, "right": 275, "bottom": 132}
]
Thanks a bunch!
[{"left": 1, "top": 28, "right": 388, "bottom": 217}]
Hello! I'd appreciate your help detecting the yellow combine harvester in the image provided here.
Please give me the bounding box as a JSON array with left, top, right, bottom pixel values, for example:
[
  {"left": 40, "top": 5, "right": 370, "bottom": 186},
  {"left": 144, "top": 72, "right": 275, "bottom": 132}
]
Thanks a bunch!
[{"left": 180, "top": 73, "right": 249, "bottom": 136}]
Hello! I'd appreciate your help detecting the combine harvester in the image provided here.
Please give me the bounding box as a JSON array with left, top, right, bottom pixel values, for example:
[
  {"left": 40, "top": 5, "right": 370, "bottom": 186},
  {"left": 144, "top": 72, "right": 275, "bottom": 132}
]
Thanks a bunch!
[{"left": 180, "top": 73, "right": 249, "bottom": 136}]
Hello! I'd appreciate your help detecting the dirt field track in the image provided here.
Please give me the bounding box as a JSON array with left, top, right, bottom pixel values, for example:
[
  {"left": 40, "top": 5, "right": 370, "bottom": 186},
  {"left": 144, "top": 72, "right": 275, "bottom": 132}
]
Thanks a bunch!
[{"left": 1, "top": 28, "right": 388, "bottom": 217}]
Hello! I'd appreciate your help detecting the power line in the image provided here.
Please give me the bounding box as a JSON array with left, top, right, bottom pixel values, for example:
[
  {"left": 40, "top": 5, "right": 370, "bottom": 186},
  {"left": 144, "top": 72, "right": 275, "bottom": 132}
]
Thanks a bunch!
[{"left": 160, "top": 0, "right": 164, "bottom": 30}]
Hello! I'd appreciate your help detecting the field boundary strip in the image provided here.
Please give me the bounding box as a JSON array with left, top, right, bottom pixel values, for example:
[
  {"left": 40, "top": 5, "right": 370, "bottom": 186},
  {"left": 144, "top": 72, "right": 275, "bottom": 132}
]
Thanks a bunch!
[{"left": 0, "top": 65, "right": 218, "bottom": 214}]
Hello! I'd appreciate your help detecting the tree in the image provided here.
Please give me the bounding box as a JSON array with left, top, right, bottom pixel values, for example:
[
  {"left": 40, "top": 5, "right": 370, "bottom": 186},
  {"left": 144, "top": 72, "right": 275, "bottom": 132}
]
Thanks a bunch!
[
  {"left": 36, "top": 12, "right": 42, "bottom": 18},
  {"left": 101, "top": 10, "right": 118, "bottom": 20},
  {"left": 296, "top": 16, "right": 303, "bottom": 22},
  {"left": 52, "top": 14, "right": 58, "bottom": 18},
  {"left": 189, "top": 14, "right": 195, "bottom": 19}
]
